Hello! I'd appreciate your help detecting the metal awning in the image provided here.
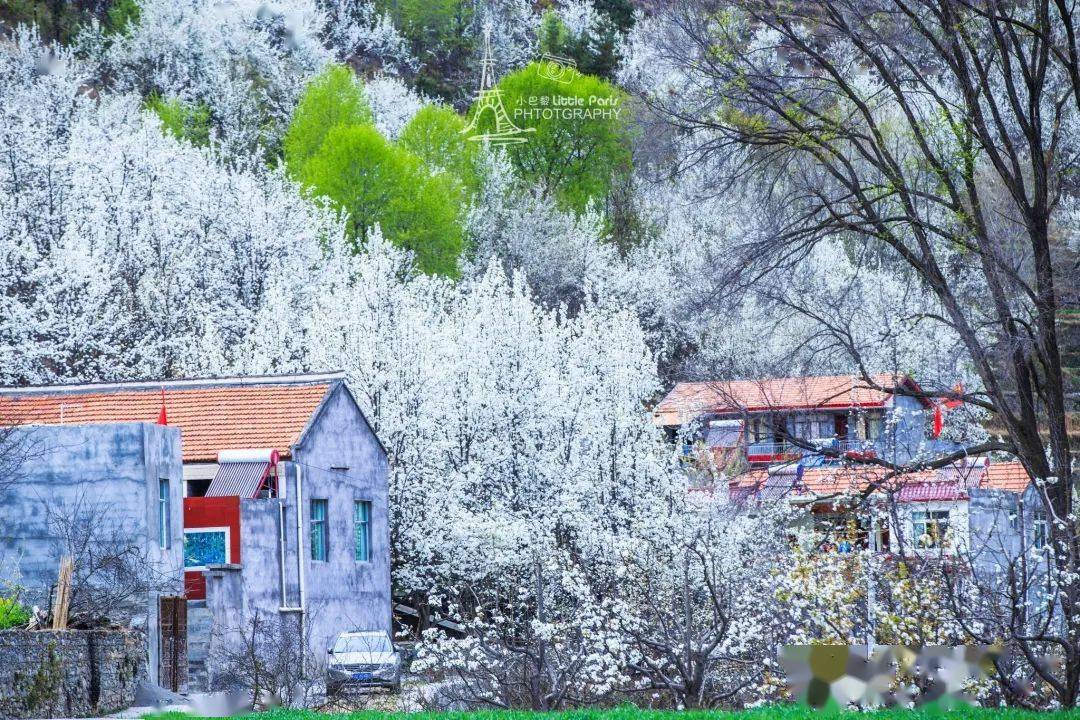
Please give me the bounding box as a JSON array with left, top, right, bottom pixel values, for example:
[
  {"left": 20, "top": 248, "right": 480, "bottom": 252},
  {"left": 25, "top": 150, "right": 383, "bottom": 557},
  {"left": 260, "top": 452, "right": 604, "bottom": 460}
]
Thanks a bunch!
[
  {"left": 205, "top": 461, "right": 270, "bottom": 498},
  {"left": 897, "top": 481, "right": 965, "bottom": 503}
]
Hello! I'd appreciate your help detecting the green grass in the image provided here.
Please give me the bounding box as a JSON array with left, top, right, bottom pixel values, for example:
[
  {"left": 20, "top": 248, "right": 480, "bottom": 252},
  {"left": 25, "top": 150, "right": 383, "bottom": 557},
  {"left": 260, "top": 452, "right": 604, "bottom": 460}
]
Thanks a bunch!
[{"left": 146, "top": 706, "right": 1080, "bottom": 720}]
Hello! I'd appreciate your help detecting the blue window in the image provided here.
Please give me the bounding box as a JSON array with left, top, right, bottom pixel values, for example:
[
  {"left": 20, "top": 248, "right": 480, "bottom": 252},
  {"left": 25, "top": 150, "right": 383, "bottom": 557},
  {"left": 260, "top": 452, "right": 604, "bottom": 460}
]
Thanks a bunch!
[
  {"left": 354, "top": 501, "right": 372, "bottom": 562},
  {"left": 311, "top": 499, "right": 328, "bottom": 561},
  {"left": 184, "top": 530, "right": 227, "bottom": 568},
  {"left": 158, "top": 478, "right": 171, "bottom": 548}
]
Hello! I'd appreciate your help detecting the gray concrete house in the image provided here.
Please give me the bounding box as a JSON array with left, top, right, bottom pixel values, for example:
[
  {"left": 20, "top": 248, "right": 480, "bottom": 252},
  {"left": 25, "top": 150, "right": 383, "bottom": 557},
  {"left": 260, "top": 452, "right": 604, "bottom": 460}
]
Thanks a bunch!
[
  {"left": 0, "top": 372, "right": 390, "bottom": 692},
  {"left": 0, "top": 421, "right": 184, "bottom": 687}
]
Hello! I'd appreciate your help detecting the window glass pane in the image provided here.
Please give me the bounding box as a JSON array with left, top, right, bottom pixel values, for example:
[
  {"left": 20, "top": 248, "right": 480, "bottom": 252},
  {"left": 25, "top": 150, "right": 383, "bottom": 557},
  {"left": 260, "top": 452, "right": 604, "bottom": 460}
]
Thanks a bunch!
[
  {"left": 913, "top": 510, "right": 950, "bottom": 548},
  {"left": 355, "top": 500, "right": 371, "bottom": 562},
  {"left": 311, "top": 499, "right": 328, "bottom": 561},
  {"left": 159, "top": 479, "right": 170, "bottom": 549},
  {"left": 184, "top": 531, "right": 227, "bottom": 567},
  {"left": 1034, "top": 510, "right": 1048, "bottom": 549}
]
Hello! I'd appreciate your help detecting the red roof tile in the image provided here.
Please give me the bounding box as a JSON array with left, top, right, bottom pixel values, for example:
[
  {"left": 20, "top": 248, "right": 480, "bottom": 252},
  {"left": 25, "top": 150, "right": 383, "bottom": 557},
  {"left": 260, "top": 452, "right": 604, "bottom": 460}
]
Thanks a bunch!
[
  {"left": 654, "top": 374, "right": 923, "bottom": 426},
  {"left": 0, "top": 375, "right": 338, "bottom": 463},
  {"left": 983, "top": 462, "right": 1033, "bottom": 492}
]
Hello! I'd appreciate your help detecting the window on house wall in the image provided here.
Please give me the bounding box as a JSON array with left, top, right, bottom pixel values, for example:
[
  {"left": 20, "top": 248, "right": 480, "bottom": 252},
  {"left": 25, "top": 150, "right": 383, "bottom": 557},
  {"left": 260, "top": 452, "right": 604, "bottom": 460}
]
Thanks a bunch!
[
  {"left": 184, "top": 528, "right": 228, "bottom": 568},
  {"left": 158, "top": 478, "right": 171, "bottom": 549},
  {"left": 816, "top": 419, "right": 833, "bottom": 439},
  {"left": 1033, "top": 510, "right": 1049, "bottom": 550},
  {"left": 311, "top": 499, "right": 328, "bottom": 561},
  {"left": 865, "top": 415, "right": 883, "bottom": 441},
  {"left": 793, "top": 419, "right": 814, "bottom": 442},
  {"left": 749, "top": 418, "right": 763, "bottom": 443},
  {"left": 355, "top": 500, "right": 372, "bottom": 562},
  {"left": 912, "top": 509, "right": 951, "bottom": 548}
]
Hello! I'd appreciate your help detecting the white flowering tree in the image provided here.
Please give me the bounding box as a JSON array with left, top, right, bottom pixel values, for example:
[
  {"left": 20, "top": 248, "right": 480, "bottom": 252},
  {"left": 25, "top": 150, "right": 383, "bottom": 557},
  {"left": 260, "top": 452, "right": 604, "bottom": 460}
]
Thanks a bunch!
[
  {"left": 0, "top": 28, "right": 334, "bottom": 383},
  {"left": 615, "top": 500, "right": 795, "bottom": 708}
]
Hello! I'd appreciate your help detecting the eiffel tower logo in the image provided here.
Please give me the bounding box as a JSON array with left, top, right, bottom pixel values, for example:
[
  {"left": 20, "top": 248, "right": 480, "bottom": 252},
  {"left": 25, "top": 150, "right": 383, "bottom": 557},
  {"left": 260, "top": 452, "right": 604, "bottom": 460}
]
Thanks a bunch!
[{"left": 461, "top": 26, "right": 534, "bottom": 145}]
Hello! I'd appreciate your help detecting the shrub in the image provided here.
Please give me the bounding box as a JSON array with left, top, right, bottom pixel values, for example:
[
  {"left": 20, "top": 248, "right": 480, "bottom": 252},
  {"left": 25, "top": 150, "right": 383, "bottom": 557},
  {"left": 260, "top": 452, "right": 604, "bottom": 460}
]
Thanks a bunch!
[
  {"left": 146, "top": 94, "right": 211, "bottom": 147},
  {"left": 0, "top": 597, "right": 30, "bottom": 630}
]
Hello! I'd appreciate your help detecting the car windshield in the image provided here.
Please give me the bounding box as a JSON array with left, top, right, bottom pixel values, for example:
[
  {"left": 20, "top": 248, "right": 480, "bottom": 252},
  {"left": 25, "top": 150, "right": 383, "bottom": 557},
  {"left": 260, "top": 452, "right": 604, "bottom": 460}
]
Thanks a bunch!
[{"left": 334, "top": 634, "right": 392, "bottom": 653}]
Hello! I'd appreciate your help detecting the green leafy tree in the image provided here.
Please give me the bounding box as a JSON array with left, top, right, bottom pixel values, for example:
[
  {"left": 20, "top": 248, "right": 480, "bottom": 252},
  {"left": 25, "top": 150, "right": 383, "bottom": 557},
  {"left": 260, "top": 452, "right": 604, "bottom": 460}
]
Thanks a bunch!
[
  {"left": 0, "top": 597, "right": 30, "bottom": 630},
  {"left": 146, "top": 94, "right": 211, "bottom": 146},
  {"left": 537, "top": 9, "right": 571, "bottom": 57},
  {"left": 397, "top": 105, "right": 480, "bottom": 196},
  {"left": 105, "top": 0, "right": 141, "bottom": 35},
  {"left": 298, "top": 125, "right": 464, "bottom": 277},
  {"left": 283, "top": 64, "right": 372, "bottom": 171},
  {"left": 537, "top": 1, "right": 636, "bottom": 80},
  {"left": 467, "top": 63, "right": 632, "bottom": 214},
  {"left": 375, "top": 0, "right": 473, "bottom": 99}
]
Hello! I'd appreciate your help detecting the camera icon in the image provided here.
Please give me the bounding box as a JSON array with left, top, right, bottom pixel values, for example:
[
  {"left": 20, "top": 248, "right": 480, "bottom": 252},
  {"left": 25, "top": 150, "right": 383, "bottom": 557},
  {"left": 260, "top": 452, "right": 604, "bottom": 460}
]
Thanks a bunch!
[{"left": 537, "top": 54, "right": 577, "bottom": 83}]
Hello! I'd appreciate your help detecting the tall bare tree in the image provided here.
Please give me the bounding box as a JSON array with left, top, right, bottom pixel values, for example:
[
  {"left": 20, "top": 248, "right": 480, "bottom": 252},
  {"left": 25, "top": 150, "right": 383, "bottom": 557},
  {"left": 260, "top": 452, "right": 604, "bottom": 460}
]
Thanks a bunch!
[{"left": 644, "top": 0, "right": 1076, "bottom": 701}]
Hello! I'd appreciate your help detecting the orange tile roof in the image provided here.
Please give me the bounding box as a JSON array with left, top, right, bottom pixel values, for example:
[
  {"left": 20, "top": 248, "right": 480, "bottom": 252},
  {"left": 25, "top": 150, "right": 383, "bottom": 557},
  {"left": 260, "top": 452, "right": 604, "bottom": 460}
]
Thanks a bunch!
[
  {"left": 654, "top": 374, "right": 918, "bottom": 426},
  {"left": 728, "top": 460, "right": 1031, "bottom": 500},
  {"left": 0, "top": 374, "right": 339, "bottom": 462},
  {"left": 983, "top": 462, "right": 1033, "bottom": 492}
]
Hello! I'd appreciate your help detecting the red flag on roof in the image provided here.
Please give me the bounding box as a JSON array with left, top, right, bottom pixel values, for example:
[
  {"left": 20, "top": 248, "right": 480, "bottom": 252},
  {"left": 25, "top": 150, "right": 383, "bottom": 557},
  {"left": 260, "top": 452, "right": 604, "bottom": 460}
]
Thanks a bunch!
[
  {"left": 931, "top": 383, "right": 964, "bottom": 438},
  {"left": 157, "top": 389, "right": 168, "bottom": 426}
]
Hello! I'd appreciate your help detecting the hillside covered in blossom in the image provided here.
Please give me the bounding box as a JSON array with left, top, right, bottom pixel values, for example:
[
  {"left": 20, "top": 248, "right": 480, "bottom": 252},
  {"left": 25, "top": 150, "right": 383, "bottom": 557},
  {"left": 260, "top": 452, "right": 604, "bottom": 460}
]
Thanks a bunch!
[{"left": 0, "top": 0, "right": 1076, "bottom": 709}]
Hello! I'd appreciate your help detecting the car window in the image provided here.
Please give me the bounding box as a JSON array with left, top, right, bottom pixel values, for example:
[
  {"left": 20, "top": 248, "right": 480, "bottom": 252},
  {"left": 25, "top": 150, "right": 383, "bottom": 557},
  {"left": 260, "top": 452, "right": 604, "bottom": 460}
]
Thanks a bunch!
[{"left": 334, "top": 634, "right": 392, "bottom": 653}]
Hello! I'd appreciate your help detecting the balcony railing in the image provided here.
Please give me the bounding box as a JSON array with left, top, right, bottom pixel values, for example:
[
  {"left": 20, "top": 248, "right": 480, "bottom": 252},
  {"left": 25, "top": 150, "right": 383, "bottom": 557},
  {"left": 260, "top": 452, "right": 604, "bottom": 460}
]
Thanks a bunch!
[{"left": 746, "top": 439, "right": 879, "bottom": 460}]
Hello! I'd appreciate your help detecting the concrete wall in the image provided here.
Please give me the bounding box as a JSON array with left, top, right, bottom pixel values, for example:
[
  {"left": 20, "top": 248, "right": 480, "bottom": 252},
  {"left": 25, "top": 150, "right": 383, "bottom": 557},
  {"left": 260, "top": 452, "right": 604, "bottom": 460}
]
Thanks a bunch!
[
  {"left": 293, "top": 383, "right": 391, "bottom": 659},
  {"left": 880, "top": 395, "right": 927, "bottom": 464},
  {"left": 968, "top": 488, "right": 1021, "bottom": 570},
  {"left": 0, "top": 423, "right": 184, "bottom": 685},
  {"left": 0, "top": 629, "right": 144, "bottom": 718}
]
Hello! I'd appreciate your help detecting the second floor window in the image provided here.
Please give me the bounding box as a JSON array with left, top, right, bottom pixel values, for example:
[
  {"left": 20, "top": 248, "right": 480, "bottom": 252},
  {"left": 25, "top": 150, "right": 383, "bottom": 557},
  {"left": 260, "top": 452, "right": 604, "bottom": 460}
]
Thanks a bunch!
[
  {"left": 311, "top": 499, "right": 328, "bottom": 561},
  {"left": 355, "top": 500, "right": 372, "bottom": 562},
  {"left": 158, "top": 478, "right": 171, "bottom": 549},
  {"left": 864, "top": 415, "right": 883, "bottom": 441},
  {"left": 1033, "top": 510, "right": 1049, "bottom": 550},
  {"left": 912, "top": 510, "right": 950, "bottom": 549},
  {"left": 792, "top": 419, "right": 814, "bottom": 442}
]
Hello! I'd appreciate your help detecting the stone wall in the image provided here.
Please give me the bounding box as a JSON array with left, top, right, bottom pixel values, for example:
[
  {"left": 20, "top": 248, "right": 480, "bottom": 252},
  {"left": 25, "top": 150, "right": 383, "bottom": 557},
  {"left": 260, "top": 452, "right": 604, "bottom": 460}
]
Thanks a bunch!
[{"left": 0, "top": 630, "right": 144, "bottom": 718}]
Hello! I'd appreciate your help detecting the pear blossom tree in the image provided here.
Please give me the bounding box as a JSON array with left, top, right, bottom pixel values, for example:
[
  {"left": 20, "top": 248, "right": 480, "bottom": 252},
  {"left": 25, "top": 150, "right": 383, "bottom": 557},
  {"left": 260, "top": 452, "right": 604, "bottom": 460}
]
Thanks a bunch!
[
  {"left": 0, "top": 28, "right": 335, "bottom": 383},
  {"left": 615, "top": 501, "right": 796, "bottom": 708}
]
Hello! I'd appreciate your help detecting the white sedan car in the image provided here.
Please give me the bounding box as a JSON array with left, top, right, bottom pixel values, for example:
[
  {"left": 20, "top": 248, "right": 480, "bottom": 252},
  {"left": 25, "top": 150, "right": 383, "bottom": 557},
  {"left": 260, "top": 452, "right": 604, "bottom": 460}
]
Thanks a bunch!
[{"left": 327, "top": 630, "right": 402, "bottom": 692}]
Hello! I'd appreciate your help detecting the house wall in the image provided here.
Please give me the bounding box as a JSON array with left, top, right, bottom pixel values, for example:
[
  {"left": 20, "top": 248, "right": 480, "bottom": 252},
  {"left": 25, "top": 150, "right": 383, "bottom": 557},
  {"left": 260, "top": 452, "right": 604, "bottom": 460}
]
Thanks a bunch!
[
  {"left": 0, "top": 422, "right": 184, "bottom": 685},
  {"left": 880, "top": 395, "right": 927, "bottom": 464},
  {"left": 968, "top": 488, "right": 1021, "bottom": 571},
  {"left": 294, "top": 384, "right": 391, "bottom": 659}
]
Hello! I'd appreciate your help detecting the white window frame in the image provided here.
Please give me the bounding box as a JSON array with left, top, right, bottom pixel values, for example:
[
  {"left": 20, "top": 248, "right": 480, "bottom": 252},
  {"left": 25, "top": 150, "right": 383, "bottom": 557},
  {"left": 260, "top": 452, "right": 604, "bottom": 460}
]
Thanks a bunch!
[
  {"left": 158, "top": 478, "right": 171, "bottom": 549},
  {"left": 912, "top": 509, "right": 951, "bottom": 549}
]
